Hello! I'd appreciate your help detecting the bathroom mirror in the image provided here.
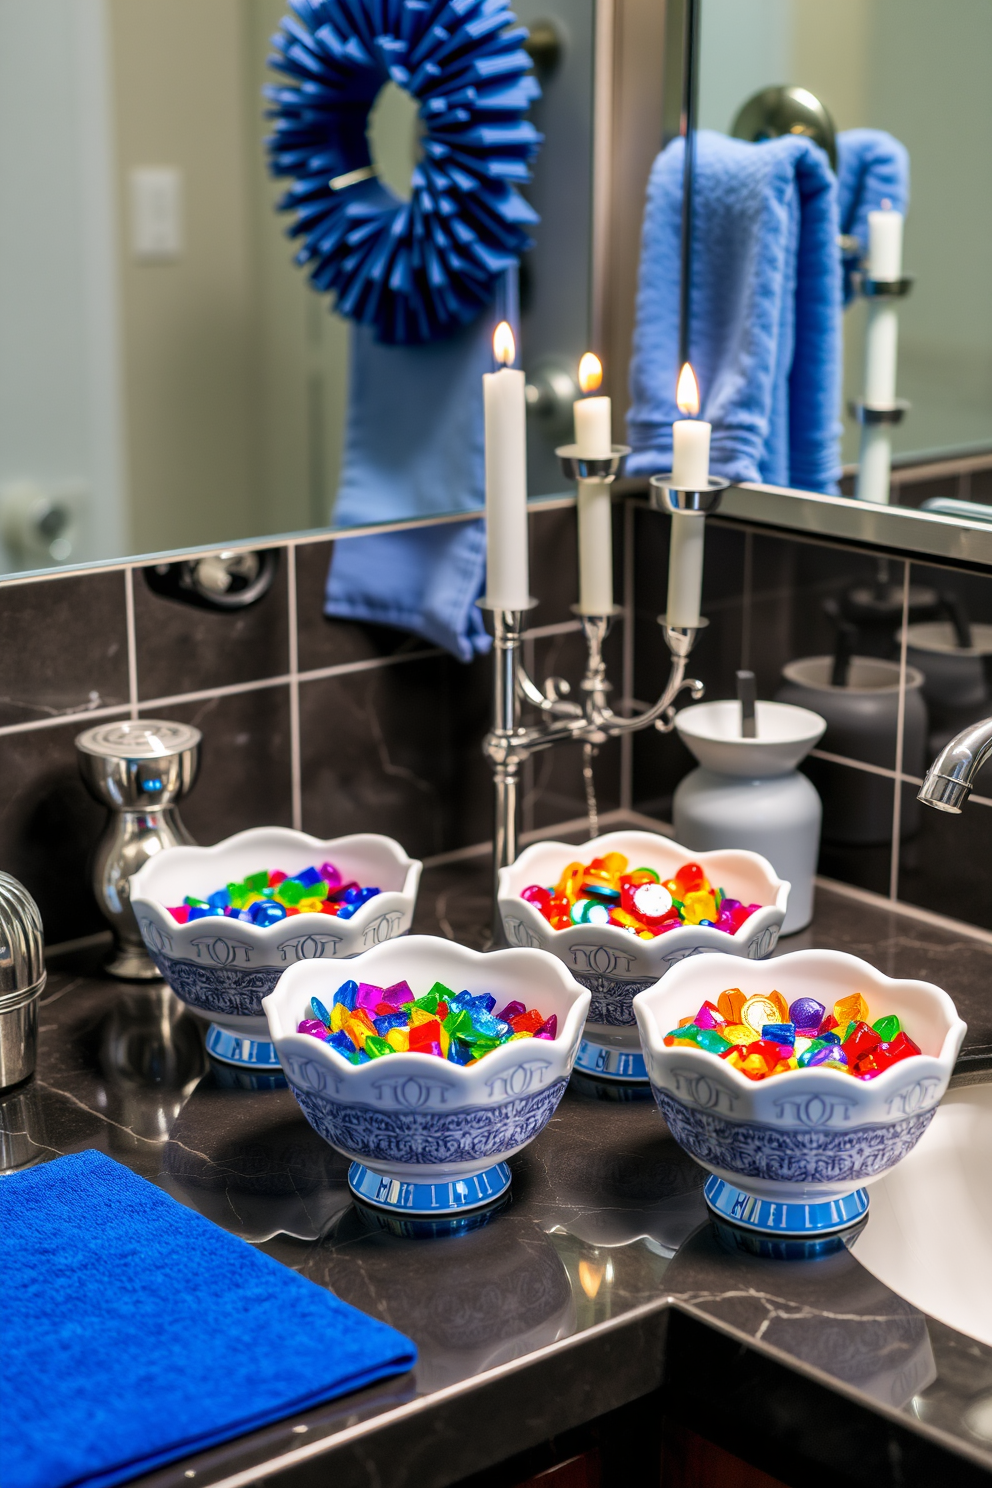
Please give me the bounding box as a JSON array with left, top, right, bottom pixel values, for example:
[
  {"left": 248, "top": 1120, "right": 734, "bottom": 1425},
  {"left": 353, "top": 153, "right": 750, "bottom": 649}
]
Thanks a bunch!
[{"left": 0, "top": 0, "right": 990, "bottom": 583}]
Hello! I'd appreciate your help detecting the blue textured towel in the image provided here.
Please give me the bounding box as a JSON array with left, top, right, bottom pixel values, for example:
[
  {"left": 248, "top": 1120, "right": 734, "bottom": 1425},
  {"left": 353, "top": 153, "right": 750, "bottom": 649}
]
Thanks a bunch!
[
  {"left": 324, "top": 313, "right": 494, "bottom": 662},
  {"left": 836, "top": 129, "right": 910, "bottom": 305},
  {"left": 0, "top": 1151, "right": 416, "bottom": 1488},
  {"left": 627, "top": 130, "right": 842, "bottom": 494}
]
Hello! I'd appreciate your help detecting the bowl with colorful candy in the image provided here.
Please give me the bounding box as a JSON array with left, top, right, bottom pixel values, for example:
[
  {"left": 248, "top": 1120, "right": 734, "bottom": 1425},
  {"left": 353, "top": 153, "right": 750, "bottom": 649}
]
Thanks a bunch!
[
  {"left": 498, "top": 830, "right": 788, "bottom": 1084},
  {"left": 263, "top": 934, "right": 590, "bottom": 1225},
  {"left": 130, "top": 828, "right": 421, "bottom": 1069},
  {"left": 633, "top": 949, "right": 966, "bottom": 1246}
]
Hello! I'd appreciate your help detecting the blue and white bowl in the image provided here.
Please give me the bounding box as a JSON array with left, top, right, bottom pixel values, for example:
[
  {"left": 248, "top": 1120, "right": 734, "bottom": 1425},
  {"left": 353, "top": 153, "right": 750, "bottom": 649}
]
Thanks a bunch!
[
  {"left": 263, "top": 935, "right": 590, "bottom": 1217},
  {"left": 633, "top": 949, "right": 966, "bottom": 1240},
  {"left": 499, "top": 830, "right": 788, "bottom": 1084},
  {"left": 131, "top": 828, "right": 421, "bottom": 1069}
]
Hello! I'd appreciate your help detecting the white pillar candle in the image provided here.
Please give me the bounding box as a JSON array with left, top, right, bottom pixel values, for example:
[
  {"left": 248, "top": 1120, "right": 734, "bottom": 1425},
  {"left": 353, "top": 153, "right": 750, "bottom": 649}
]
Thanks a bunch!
[
  {"left": 867, "top": 206, "right": 903, "bottom": 281},
  {"left": 572, "top": 353, "right": 614, "bottom": 613},
  {"left": 671, "top": 419, "right": 711, "bottom": 489},
  {"left": 484, "top": 322, "right": 530, "bottom": 609},
  {"left": 856, "top": 205, "right": 904, "bottom": 504},
  {"left": 667, "top": 513, "right": 705, "bottom": 627}
]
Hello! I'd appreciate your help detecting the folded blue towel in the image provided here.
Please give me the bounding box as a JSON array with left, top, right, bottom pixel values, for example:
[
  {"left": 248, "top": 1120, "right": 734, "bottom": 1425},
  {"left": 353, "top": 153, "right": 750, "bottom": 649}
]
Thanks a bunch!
[
  {"left": 627, "top": 130, "right": 842, "bottom": 494},
  {"left": 325, "top": 313, "right": 495, "bottom": 662},
  {"left": 836, "top": 129, "right": 910, "bottom": 304},
  {"left": 0, "top": 1151, "right": 416, "bottom": 1488}
]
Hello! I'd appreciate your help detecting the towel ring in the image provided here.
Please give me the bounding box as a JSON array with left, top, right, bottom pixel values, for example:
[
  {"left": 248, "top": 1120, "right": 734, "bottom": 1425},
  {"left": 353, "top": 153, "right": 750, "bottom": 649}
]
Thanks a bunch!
[{"left": 265, "top": 0, "right": 543, "bottom": 345}]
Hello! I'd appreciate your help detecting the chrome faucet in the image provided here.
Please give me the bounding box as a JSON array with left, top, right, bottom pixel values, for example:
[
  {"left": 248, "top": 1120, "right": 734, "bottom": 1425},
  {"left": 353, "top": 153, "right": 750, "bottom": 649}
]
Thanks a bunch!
[{"left": 918, "top": 716, "right": 992, "bottom": 813}]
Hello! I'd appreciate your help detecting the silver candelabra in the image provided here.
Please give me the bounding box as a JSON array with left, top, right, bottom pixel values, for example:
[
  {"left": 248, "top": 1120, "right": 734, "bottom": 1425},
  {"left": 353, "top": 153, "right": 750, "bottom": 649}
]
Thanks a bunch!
[{"left": 481, "top": 446, "right": 728, "bottom": 936}]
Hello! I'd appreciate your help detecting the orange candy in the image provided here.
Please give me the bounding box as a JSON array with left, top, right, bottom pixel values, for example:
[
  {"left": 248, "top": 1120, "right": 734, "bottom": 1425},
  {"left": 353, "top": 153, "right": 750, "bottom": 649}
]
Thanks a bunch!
[{"left": 674, "top": 861, "right": 707, "bottom": 894}]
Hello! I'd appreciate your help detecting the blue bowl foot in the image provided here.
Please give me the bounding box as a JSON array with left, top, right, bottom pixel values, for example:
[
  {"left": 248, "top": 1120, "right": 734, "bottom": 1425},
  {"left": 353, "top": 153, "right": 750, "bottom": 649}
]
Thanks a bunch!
[
  {"left": 570, "top": 1069, "right": 653, "bottom": 1102},
  {"left": 573, "top": 1037, "right": 649, "bottom": 1085},
  {"left": 348, "top": 1162, "right": 511, "bottom": 1235},
  {"left": 704, "top": 1176, "right": 869, "bottom": 1258},
  {"left": 205, "top": 1024, "right": 282, "bottom": 1070}
]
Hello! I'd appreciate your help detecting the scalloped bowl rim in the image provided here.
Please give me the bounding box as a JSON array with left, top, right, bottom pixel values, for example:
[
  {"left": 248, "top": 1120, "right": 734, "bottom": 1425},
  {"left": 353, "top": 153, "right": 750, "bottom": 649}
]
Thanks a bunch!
[
  {"left": 130, "top": 827, "right": 422, "bottom": 946},
  {"left": 498, "top": 830, "right": 789, "bottom": 951},
  {"left": 633, "top": 948, "right": 966, "bottom": 1104},
  {"left": 263, "top": 935, "right": 591, "bottom": 1096}
]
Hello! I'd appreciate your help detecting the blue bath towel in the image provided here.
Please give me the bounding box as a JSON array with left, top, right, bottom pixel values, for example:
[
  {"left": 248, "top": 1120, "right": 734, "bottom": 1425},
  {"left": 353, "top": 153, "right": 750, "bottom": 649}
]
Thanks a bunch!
[
  {"left": 324, "top": 313, "right": 495, "bottom": 662},
  {"left": 627, "top": 130, "right": 842, "bottom": 494},
  {"left": 0, "top": 1151, "right": 416, "bottom": 1488},
  {"left": 836, "top": 129, "right": 910, "bottom": 305}
]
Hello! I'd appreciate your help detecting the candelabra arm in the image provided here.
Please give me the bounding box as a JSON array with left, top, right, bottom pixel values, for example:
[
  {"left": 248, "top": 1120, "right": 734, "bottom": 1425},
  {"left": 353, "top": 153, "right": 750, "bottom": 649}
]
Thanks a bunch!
[{"left": 517, "top": 666, "right": 583, "bottom": 717}]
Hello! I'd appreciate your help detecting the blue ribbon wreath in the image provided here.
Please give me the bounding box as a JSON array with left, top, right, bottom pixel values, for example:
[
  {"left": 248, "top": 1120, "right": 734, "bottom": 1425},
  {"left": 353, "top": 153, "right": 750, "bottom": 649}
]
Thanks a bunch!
[{"left": 265, "top": 0, "right": 542, "bottom": 344}]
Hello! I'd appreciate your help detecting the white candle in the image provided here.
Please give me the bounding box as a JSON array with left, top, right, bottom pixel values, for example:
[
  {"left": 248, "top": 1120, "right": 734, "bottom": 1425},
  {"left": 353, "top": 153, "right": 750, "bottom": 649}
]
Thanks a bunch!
[
  {"left": 667, "top": 514, "right": 705, "bottom": 628},
  {"left": 483, "top": 321, "right": 530, "bottom": 609},
  {"left": 573, "top": 353, "right": 613, "bottom": 613},
  {"left": 666, "top": 363, "right": 709, "bottom": 626},
  {"left": 857, "top": 205, "right": 904, "bottom": 504},
  {"left": 867, "top": 206, "right": 903, "bottom": 281}
]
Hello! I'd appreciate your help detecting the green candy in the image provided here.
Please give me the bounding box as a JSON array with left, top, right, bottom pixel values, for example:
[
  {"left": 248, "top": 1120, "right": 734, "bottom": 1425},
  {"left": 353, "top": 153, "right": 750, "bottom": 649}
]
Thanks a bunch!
[
  {"left": 363, "top": 1036, "right": 393, "bottom": 1060},
  {"left": 244, "top": 870, "right": 268, "bottom": 893},
  {"left": 276, "top": 879, "right": 310, "bottom": 905},
  {"left": 695, "top": 1028, "right": 731, "bottom": 1055},
  {"left": 442, "top": 1008, "right": 474, "bottom": 1040},
  {"left": 872, "top": 1014, "right": 901, "bottom": 1042},
  {"left": 665, "top": 1023, "right": 701, "bottom": 1043}
]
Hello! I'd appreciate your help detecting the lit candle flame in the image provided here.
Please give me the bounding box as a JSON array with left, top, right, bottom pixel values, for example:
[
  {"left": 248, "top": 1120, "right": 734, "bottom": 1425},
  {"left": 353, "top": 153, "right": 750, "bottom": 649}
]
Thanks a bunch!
[
  {"left": 578, "top": 352, "right": 603, "bottom": 394},
  {"left": 493, "top": 321, "right": 515, "bottom": 367},
  {"left": 676, "top": 361, "right": 700, "bottom": 417}
]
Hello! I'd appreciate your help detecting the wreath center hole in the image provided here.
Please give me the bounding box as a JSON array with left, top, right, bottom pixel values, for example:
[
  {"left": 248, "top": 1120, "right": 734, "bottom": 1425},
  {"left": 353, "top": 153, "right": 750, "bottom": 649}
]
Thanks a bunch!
[{"left": 367, "top": 83, "right": 422, "bottom": 203}]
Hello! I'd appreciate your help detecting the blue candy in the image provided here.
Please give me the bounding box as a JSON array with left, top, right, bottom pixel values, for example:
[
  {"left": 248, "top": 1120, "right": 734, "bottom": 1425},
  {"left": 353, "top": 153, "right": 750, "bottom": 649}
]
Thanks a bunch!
[
  {"left": 207, "top": 889, "right": 230, "bottom": 909},
  {"left": 248, "top": 900, "right": 288, "bottom": 927},
  {"left": 447, "top": 1039, "right": 474, "bottom": 1065},
  {"left": 295, "top": 866, "right": 324, "bottom": 887},
  {"left": 374, "top": 1011, "right": 410, "bottom": 1035},
  {"left": 310, "top": 996, "right": 332, "bottom": 1026},
  {"left": 327, "top": 1030, "right": 360, "bottom": 1062},
  {"left": 333, "top": 979, "right": 359, "bottom": 1011},
  {"left": 470, "top": 1010, "right": 510, "bottom": 1040},
  {"left": 762, "top": 1023, "right": 796, "bottom": 1046},
  {"left": 187, "top": 905, "right": 223, "bottom": 920}
]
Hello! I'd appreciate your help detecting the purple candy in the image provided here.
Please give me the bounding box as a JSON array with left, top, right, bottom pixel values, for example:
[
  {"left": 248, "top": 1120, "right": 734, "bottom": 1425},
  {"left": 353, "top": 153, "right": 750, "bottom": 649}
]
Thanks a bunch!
[
  {"left": 356, "top": 982, "right": 385, "bottom": 1011},
  {"left": 381, "top": 980, "right": 413, "bottom": 1007},
  {"left": 720, "top": 898, "right": 742, "bottom": 914},
  {"left": 297, "top": 1019, "right": 329, "bottom": 1040},
  {"left": 534, "top": 1014, "right": 558, "bottom": 1041},
  {"left": 789, "top": 996, "right": 826, "bottom": 1031},
  {"left": 319, "top": 861, "right": 342, "bottom": 887},
  {"left": 496, "top": 1000, "right": 526, "bottom": 1021}
]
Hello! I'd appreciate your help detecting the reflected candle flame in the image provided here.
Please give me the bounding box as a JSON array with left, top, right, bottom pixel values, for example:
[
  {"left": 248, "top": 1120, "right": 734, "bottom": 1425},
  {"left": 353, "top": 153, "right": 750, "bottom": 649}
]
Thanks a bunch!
[
  {"left": 578, "top": 352, "right": 603, "bottom": 394},
  {"left": 676, "top": 361, "right": 700, "bottom": 417},
  {"left": 493, "top": 320, "right": 516, "bottom": 367}
]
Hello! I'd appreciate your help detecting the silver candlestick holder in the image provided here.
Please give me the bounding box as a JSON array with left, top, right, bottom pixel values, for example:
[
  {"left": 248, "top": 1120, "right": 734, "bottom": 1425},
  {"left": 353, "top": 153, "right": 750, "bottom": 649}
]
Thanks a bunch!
[{"left": 480, "top": 449, "right": 728, "bottom": 938}]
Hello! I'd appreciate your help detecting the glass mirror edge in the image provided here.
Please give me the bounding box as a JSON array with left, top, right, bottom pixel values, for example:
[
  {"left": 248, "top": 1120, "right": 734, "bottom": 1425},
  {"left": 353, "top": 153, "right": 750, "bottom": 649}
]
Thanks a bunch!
[{"left": 0, "top": 492, "right": 579, "bottom": 588}]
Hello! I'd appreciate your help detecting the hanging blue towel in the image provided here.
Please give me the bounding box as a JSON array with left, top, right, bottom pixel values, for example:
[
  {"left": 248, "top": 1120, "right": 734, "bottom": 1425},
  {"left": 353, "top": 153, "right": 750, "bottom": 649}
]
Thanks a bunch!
[
  {"left": 836, "top": 128, "right": 910, "bottom": 305},
  {"left": 627, "top": 130, "right": 842, "bottom": 494},
  {"left": 324, "top": 314, "right": 495, "bottom": 663},
  {"left": 0, "top": 1151, "right": 416, "bottom": 1488}
]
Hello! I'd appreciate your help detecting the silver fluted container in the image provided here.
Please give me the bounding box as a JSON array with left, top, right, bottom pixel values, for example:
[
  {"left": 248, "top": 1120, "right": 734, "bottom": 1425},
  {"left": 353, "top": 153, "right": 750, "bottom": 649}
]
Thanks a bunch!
[
  {"left": 0, "top": 873, "right": 46, "bottom": 1090},
  {"left": 76, "top": 720, "right": 201, "bottom": 981}
]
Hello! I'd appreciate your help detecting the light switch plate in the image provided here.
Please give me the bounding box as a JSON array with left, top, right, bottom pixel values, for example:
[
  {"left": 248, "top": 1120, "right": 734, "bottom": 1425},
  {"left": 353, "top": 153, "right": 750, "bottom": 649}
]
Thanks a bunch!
[{"left": 129, "top": 166, "right": 184, "bottom": 261}]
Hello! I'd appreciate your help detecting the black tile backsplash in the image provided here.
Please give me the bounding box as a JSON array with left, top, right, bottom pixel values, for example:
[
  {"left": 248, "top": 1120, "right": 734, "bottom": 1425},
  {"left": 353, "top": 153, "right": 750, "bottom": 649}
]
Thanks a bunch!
[
  {"left": 0, "top": 570, "right": 128, "bottom": 728},
  {"left": 133, "top": 554, "right": 290, "bottom": 700},
  {"left": 2, "top": 498, "right": 991, "bottom": 947}
]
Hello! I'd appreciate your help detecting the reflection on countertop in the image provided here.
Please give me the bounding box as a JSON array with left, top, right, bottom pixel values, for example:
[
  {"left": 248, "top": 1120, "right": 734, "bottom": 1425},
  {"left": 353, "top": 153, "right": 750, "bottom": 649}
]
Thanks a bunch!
[{"left": 6, "top": 861, "right": 992, "bottom": 1488}]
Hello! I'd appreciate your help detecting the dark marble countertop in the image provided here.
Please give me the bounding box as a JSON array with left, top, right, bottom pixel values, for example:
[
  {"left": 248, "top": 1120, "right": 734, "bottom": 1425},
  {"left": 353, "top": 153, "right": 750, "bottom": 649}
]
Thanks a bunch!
[{"left": 5, "top": 861, "right": 992, "bottom": 1488}]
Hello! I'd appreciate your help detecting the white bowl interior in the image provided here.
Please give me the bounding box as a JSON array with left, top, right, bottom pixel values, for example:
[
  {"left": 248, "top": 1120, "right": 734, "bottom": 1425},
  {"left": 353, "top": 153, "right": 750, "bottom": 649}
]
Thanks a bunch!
[
  {"left": 265, "top": 935, "right": 586, "bottom": 1050},
  {"left": 674, "top": 700, "right": 825, "bottom": 777},
  {"left": 501, "top": 830, "right": 783, "bottom": 914},
  {"left": 134, "top": 828, "right": 414, "bottom": 908},
  {"left": 636, "top": 950, "right": 961, "bottom": 1063}
]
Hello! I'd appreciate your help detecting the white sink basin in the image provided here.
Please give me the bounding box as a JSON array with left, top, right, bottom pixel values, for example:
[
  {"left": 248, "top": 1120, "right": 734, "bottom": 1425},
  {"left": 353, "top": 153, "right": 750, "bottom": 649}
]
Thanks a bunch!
[{"left": 852, "top": 1081, "right": 992, "bottom": 1347}]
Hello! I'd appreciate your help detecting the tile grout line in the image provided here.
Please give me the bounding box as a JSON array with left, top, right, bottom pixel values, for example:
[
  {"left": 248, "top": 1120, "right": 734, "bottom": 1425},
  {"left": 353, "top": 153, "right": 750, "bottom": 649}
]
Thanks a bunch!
[
  {"left": 287, "top": 543, "right": 302, "bottom": 832},
  {"left": 889, "top": 561, "right": 911, "bottom": 900},
  {"left": 123, "top": 566, "right": 139, "bottom": 720}
]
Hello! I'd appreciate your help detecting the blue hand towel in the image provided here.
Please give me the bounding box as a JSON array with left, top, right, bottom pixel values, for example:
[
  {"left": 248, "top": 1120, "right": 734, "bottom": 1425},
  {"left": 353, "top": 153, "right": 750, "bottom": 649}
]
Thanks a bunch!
[
  {"left": 627, "top": 130, "right": 842, "bottom": 494},
  {"left": 324, "top": 314, "right": 495, "bottom": 663},
  {"left": 836, "top": 129, "right": 910, "bottom": 304},
  {"left": 0, "top": 1151, "right": 416, "bottom": 1488}
]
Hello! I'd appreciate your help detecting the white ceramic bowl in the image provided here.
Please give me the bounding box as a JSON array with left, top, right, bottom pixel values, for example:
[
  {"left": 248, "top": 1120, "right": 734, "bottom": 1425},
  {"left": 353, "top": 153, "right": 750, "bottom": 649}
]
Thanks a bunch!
[
  {"left": 498, "top": 830, "right": 789, "bottom": 1037},
  {"left": 263, "top": 935, "right": 590, "bottom": 1213},
  {"left": 674, "top": 699, "right": 825, "bottom": 777},
  {"left": 131, "top": 828, "right": 421, "bottom": 1062},
  {"left": 633, "top": 950, "right": 966, "bottom": 1214}
]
